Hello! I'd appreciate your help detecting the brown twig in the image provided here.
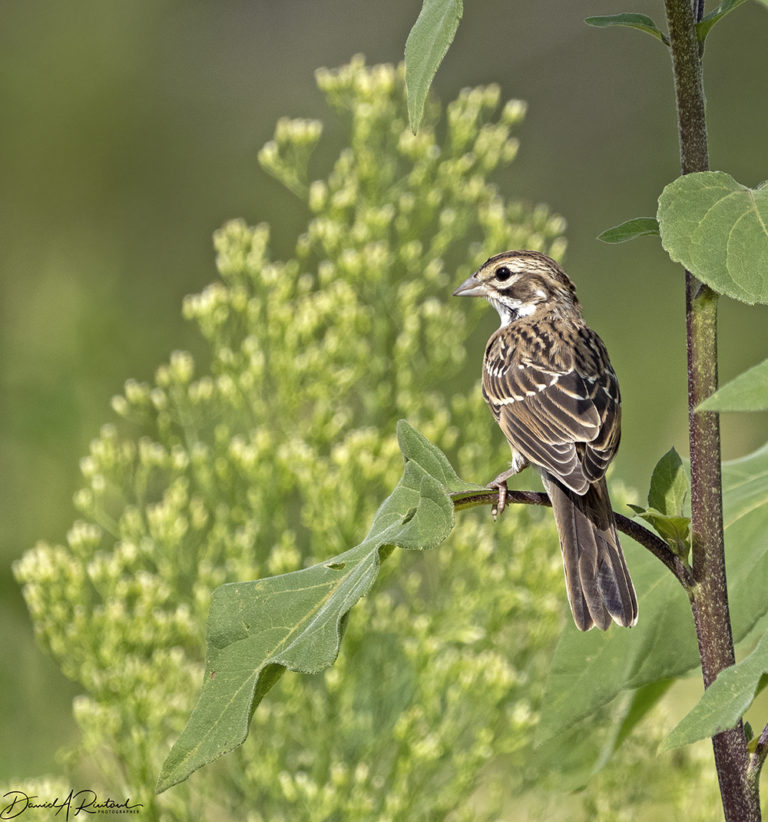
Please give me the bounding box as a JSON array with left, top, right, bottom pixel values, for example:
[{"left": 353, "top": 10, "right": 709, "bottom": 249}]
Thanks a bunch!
[{"left": 449, "top": 489, "right": 693, "bottom": 589}]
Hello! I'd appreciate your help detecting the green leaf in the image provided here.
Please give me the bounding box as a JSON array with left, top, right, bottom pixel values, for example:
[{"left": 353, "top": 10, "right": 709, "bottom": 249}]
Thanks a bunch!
[
  {"left": 648, "top": 447, "right": 689, "bottom": 516},
  {"left": 661, "top": 632, "right": 768, "bottom": 750},
  {"left": 657, "top": 172, "right": 768, "bottom": 305},
  {"left": 597, "top": 217, "right": 660, "bottom": 244},
  {"left": 592, "top": 679, "right": 675, "bottom": 772},
  {"left": 625, "top": 448, "right": 691, "bottom": 556},
  {"left": 697, "top": 358, "right": 768, "bottom": 412},
  {"left": 585, "top": 14, "right": 670, "bottom": 46},
  {"left": 696, "top": 0, "right": 750, "bottom": 44},
  {"left": 535, "top": 680, "right": 674, "bottom": 789},
  {"left": 398, "top": 418, "right": 476, "bottom": 492},
  {"left": 627, "top": 505, "right": 690, "bottom": 559},
  {"left": 157, "top": 421, "right": 466, "bottom": 792},
  {"left": 539, "top": 440, "right": 768, "bottom": 743},
  {"left": 404, "top": 0, "right": 463, "bottom": 133}
]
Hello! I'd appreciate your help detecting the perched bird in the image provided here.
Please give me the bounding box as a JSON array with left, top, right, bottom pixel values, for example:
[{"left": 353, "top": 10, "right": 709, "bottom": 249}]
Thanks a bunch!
[{"left": 453, "top": 250, "right": 638, "bottom": 631}]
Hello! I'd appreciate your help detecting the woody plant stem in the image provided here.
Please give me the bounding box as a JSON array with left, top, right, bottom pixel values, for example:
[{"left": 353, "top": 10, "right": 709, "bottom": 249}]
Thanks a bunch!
[{"left": 662, "top": 0, "right": 761, "bottom": 818}]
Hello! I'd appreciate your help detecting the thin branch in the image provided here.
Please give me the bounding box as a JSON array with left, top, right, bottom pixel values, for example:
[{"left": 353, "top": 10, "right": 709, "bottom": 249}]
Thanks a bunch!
[{"left": 450, "top": 489, "right": 693, "bottom": 589}]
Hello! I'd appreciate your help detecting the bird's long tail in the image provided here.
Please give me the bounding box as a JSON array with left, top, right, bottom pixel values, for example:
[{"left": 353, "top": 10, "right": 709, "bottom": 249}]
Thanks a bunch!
[{"left": 545, "top": 475, "right": 638, "bottom": 631}]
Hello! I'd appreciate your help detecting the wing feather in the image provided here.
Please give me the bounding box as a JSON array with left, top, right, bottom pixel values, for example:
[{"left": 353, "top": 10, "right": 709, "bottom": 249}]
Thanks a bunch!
[{"left": 483, "top": 326, "right": 620, "bottom": 493}]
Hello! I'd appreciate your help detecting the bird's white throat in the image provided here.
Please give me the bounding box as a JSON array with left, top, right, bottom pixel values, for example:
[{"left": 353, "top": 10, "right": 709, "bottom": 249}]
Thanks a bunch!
[{"left": 489, "top": 297, "right": 537, "bottom": 327}]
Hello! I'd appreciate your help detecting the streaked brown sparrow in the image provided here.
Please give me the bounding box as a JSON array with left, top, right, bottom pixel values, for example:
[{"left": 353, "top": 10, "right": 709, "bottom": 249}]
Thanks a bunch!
[{"left": 454, "top": 250, "right": 638, "bottom": 631}]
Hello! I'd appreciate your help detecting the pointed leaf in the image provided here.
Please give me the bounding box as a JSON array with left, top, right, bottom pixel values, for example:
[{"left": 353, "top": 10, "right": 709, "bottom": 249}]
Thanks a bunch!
[
  {"left": 696, "top": 0, "right": 750, "bottom": 44},
  {"left": 648, "top": 447, "right": 689, "bottom": 516},
  {"left": 592, "top": 679, "right": 674, "bottom": 772},
  {"left": 661, "top": 632, "right": 768, "bottom": 750},
  {"left": 540, "top": 441, "right": 768, "bottom": 743},
  {"left": 585, "top": 14, "right": 669, "bottom": 46},
  {"left": 658, "top": 172, "right": 768, "bottom": 305},
  {"left": 396, "top": 419, "right": 476, "bottom": 492},
  {"left": 157, "top": 422, "right": 462, "bottom": 792},
  {"left": 720, "top": 441, "right": 768, "bottom": 635},
  {"left": 539, "top": 547, "right": 696, "bottom": 745},
  {"left": 404, "top": 0, "right": 463, "bottom": 133},
  {"left": 627, "top": 505, "right": 690, "bottom": 558},
  {"left": 697, "top": 358, "right": 768, "bottom": 412},
  {"left": 597, "top": 217, "right": 660, "bottom": 244}
]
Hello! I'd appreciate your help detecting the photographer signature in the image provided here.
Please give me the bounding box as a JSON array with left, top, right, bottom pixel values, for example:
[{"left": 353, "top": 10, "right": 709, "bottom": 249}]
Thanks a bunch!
[{"left": 1, "top": 789, "right": 142, "bottom": 820}]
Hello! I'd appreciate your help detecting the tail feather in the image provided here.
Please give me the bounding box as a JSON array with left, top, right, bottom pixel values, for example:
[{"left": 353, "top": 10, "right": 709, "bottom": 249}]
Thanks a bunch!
[{"left": 545, "top": 475, "right": 638, "bottom": 631}]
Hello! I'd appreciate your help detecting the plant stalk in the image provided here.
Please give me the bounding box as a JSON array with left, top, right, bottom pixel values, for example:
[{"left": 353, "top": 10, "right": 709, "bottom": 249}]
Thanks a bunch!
[{"left": 663, "top": 0, "right": 759, "bottom": 818}]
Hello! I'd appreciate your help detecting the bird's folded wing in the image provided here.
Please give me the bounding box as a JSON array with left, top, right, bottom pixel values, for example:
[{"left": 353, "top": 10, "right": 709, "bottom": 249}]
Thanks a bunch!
[{"left": 483, "top": 362, "right": 618, "bottom": 493}]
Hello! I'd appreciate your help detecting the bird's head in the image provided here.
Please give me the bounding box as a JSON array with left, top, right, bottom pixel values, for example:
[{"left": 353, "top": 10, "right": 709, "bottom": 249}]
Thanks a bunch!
[{"left": 453, "top": 250, "right": 581, "bottom": 326}]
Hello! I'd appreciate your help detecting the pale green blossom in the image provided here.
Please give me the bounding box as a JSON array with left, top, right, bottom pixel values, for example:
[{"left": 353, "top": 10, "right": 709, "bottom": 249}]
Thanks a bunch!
[{"left": 13, "top": 57, "right": 713, "bottom": 820}]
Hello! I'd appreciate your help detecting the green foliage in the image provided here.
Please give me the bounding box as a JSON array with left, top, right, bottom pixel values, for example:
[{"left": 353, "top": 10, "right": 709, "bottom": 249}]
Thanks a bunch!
[
  {"left": 662, "top": 632, "right": 768, "bottom": 751},
  {"left": 647, "top": 448, "right": 689, "bottom": 516},
  {"left": 597, "top": 217, "right": 660, "bottom": 244},
  {"left": 404, "top": 0, "right": 463, "bottom": 133},
  {"left": 584, "top": 13, "right": 670, "bottom": 46},
  {"left": 157, "top": 423, "right": 473, "bottom": 792},
  {"left": 697, "top": 357, "right": 768, "bottom": 412},
  {"left": 696, "top": 0, "right": 751, "bottom": 44},
  {"left": 539, "top": 548, "right": 695, "bottom": 743},
  {"left": 628, "top": 448, "right": 691, "bottom": 559},
  {"left": 595, "top": 679, "right": 675, "bottom": 767},
  {"left": 540, "top": 441, "right": 768, "bottom": 743},
  {"left": 14, "top": 58, "right": 574, "bottom": 820},
  {"left": 658, "top": 171, "right": 768, "bottom": 305},
  {"left": 627, "top": 508, "right": 690, "bottom": 560}
]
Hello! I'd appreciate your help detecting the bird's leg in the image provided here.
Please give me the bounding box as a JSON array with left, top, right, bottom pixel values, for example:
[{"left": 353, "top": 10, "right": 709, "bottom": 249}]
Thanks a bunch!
[{"left": 488, "top": 453, "right": 529, "bottom": 520}]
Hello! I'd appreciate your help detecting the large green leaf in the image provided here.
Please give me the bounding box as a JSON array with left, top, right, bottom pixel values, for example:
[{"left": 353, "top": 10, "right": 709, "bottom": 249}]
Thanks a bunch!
[
  {"left": 592, "top": 679, "right": 675, "bottom": 773},
  {"left": 661, "top": 631, "right": 768, "bottom": 750},
  {"left": 404, "top": 0, "right": 463, "bottom": 133},
  {"left": 697, "top": 358, "right": 768, "bottom": 412},
  {"left": 157, "top": 421, "right": 473, "bottom": 792},
  {"left": 657, "top": 172, "right": 768, "bottom": 305},
  {"left": 539, "top": 441, "right": 768, "bottom": 742},
  {"left": 539, "top": 547, "right": 695, "bottom": 744}
]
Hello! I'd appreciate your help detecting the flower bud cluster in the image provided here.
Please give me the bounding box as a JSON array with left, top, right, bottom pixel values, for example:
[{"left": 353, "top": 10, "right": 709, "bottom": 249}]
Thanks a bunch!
[{"left": 13, "top": 57, "right": 697, "bottom": 819}]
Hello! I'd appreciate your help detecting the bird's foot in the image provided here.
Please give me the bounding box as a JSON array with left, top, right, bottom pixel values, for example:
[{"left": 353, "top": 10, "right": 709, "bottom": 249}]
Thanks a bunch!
[{"left": 488, "top": 477, "right": 509, "bottom": 521}]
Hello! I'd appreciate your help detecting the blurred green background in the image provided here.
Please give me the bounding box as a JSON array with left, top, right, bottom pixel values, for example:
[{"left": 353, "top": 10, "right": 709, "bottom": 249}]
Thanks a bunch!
[{"left": 2, "top": 0, "right": 766, "bottom": 786}]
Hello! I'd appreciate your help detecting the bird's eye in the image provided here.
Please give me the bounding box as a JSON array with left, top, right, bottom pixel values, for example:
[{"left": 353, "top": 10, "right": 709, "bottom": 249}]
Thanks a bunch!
[{"left": 495, "top": 266, "right": 512, "bottom": 282}]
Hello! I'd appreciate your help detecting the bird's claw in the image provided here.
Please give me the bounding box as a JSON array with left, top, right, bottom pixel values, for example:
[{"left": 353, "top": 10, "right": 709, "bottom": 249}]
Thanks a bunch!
[{"left": 489, "top": 480, "right": 508, "bottom": 521}]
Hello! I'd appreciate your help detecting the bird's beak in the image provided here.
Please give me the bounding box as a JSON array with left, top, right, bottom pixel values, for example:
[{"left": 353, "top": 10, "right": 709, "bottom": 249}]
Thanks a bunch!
[{"left": 453, "top": 274, "right": 486, "bottom": 298}]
